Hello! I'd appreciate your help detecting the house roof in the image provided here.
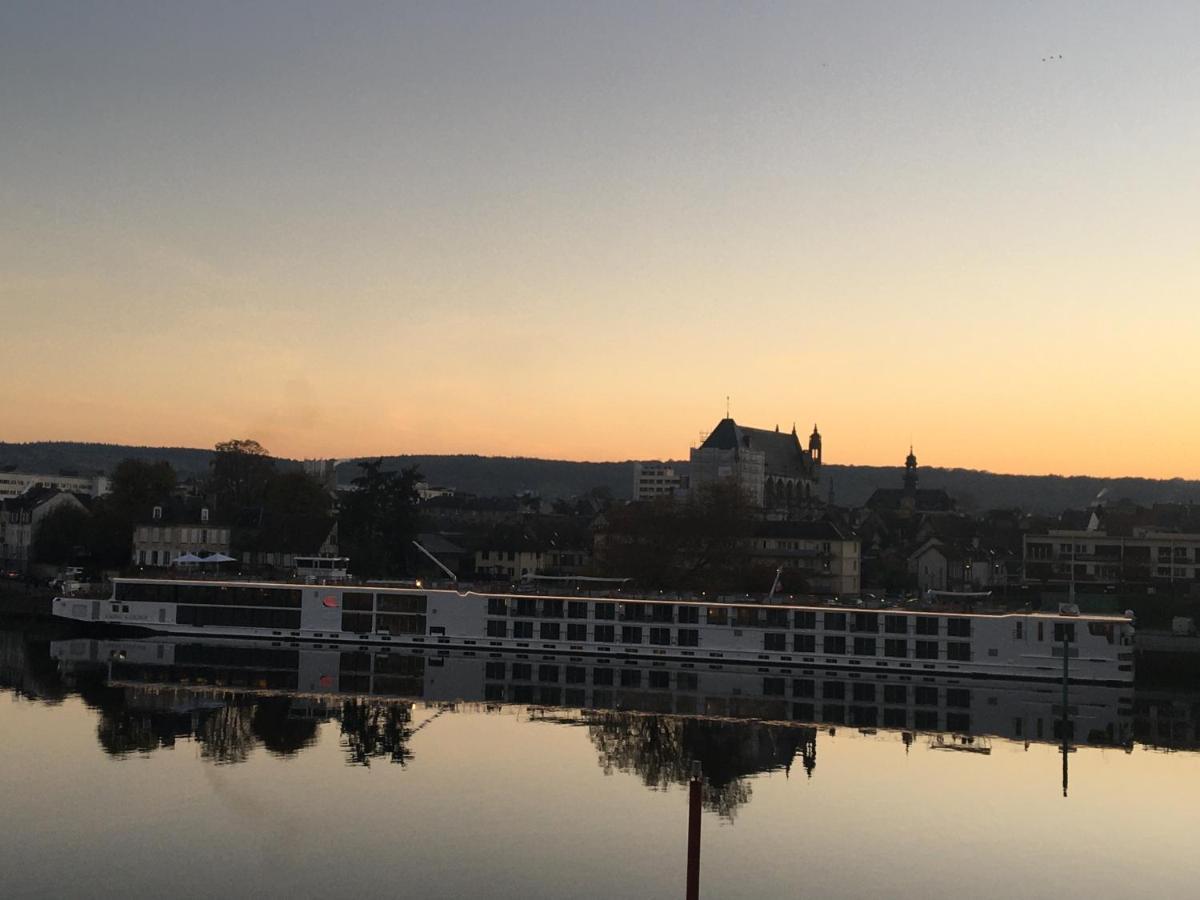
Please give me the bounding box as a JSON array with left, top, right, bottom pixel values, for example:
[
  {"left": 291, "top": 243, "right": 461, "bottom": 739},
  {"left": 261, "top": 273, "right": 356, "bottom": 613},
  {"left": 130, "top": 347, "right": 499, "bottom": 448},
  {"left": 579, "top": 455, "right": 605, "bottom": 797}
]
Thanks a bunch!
[
  {"left": 2, "top": 486, "right": 88, "bottom": 512},
  {"left": 865, "top": 487, "right": 956, "bottom": 512},
  {"left": 753, "top": 519, "right": 852, "bottom": 541},
  {"left": 699, "top": 418, "right": 815, "bottom": 479}
]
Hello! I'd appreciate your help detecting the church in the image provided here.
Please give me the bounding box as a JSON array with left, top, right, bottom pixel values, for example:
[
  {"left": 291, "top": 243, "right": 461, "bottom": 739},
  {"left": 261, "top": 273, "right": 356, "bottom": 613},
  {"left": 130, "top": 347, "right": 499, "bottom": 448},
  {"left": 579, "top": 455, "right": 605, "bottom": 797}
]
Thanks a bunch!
[
  {"left": 689, "top": 418, "right": 822, "bottom": 513},
  {"left": 865, "top": 447, "right": 955, "bottom": 515}
]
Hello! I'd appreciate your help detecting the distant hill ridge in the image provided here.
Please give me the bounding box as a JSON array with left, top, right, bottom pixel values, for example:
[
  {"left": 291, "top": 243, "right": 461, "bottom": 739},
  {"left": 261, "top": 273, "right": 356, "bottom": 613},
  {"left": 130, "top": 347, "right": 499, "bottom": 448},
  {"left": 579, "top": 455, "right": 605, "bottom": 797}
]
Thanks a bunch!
[{"left": 4, "top": 441, "right": 1200, "bottom": 515}]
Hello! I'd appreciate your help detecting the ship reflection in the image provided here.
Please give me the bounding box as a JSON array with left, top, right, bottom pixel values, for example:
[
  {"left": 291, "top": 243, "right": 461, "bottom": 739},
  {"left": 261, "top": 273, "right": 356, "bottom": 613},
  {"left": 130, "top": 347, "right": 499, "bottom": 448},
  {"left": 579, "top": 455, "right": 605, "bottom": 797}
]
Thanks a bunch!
[{"left": 4, "top": 628, "right": 1199, "bottom": 810}]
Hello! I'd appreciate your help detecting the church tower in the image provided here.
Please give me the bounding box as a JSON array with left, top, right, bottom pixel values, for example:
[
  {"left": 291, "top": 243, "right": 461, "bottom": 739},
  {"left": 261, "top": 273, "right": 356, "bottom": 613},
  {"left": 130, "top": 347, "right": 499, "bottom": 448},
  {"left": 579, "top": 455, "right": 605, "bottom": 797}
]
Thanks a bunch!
[
  {"left": 903, "top": 446, "right": 918, "bottom": 493},
  {"left": 808, "top": 424, "right": 822, "bottom": 466}
]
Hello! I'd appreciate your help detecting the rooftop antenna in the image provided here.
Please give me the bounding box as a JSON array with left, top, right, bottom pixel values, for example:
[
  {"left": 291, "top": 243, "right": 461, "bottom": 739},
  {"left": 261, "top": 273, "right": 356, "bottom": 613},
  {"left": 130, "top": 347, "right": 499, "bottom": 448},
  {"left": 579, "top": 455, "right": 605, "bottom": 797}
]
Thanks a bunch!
[{"left": 725, "top": 395, "right": 730, "bottom": 418}]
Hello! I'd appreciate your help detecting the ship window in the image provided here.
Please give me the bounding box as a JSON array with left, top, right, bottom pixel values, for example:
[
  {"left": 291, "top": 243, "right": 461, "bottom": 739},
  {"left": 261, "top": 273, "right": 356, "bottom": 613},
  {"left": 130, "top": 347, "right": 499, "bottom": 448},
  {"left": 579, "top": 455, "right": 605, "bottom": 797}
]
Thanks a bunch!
[
  {"left": 486, "top": 620, "right": 507, "bottom": 638},
  {"left": 620, "top": 669, "right": 641, "bottom": 687},
  {"left": 592, "top": 667, "right": 614, "bottom": 686},
  {"left": 794, "top": 610, "right": 817, "bottom": 629},
  {"left": 343, "top": 592, "right": 374, "bottom": 611},
  {"left": 852, "top": 682, "right": 875, "bottom": 702},
  {"left": 915, "top": 641, "right": 939, "bottom": 660},
  {"left": 621, "top": 626, "right": 643, "bottom": 644},
  {"left": 823, "top": 636, "right": 846, "bottom": 655},
  {"left": 853, "top": 637, "right": 876, "bottom": 656},
  {"left": 649, "top": 627, "right": 671, "bottom": 646},
  {"left": 488, "top": 597, "right": 508, "bottom": 616},
  {"left": 947, "top": 642, "right": 971, "bottom": 661},
  {"left": 567, "top": 601, "right": 588, "bottom": 619},
  {"left": 884, "top": 639, "right": 908, "bottom": 658},
  {"left": 763, "top": 677, "right": 785, "bottom": 696},
  {"left": 594, "top": 625, "right": 615, "bottom": 643},
  {"left": 946, "top": 688, "right": 971, "bottom": 708},
  {"left": 793, "top": 679, "right": 815, "bottom": 698},
  {"left": 593, "top": 602, "right": 616, "bottom": 620},
  {"left": 793, "top": 634, "right": 816, "bottom": 653},
  {"left": 947, "top": 618, "right": 971, "bottom": 637},
  {"left": 677, "top": 629, "right": 699, "bottom": 647},
  {"left": 1053, "top": 623, "right": 1076, "bottom": 643},
  {"left": 378, "top": 595, "right": 427, "bottom": 614},
  {"left": 677, "top": 606, "right": 700, "bottom": 624},
  {"left": 914, "top": 686, "right": 938, "bottom": 705},
  {"left": 540, "top": 623, "right": 561, "bottom": 641},
  {"left": 915, "top": 617, "right": 939, "bottom": 635},
  {"left": 511, "top": 663, "right": 532, "bottom": 680},
  {"left": 567, "top": 623, "right": 587, "bottom": 642},
  {"left": 824, "top": 612, "right": 847, "bottom": 631},
  {"left": 513, "top": 621, "right": 534, "bottom": 639},
  {"left": 822, "top": 681, "right": 845, "bottom": 700},
  {"left": 706, "top": 607, "right": 728, "bottom": 626},
  {"left": 542, "top": 600, "right": 564, "bottom": 618},
  {"left": 538, "top": 665, "right": 559, "bottom": 683},
  {"left": 884, "top": 615, "right": 907, "bottom": 634},
  {"left": 764, "top": 633, "right": 786, "bottom": 652},
  {"left": 651, "top": 605, "right": 674, "bottom": 623}
]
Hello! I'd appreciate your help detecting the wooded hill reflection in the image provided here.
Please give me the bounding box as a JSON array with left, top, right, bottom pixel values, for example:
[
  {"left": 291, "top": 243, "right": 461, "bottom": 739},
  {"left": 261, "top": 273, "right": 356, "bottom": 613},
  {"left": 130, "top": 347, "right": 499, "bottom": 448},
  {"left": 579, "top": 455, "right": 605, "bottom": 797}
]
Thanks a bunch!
[{"left": 2, "top": 628, "right": 1198, "bottom": 813}]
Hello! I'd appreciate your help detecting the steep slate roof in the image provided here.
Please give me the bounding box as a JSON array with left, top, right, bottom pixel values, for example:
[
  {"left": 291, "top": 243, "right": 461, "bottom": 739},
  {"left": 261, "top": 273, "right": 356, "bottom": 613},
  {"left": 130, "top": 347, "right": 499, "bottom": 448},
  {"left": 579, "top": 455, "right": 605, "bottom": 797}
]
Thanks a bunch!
[
  {"left": 2, "top": 486, "right": 89, "bottom": 512},
  {"left": 699, "top": 418, "right": 814, "bottom": 479}
]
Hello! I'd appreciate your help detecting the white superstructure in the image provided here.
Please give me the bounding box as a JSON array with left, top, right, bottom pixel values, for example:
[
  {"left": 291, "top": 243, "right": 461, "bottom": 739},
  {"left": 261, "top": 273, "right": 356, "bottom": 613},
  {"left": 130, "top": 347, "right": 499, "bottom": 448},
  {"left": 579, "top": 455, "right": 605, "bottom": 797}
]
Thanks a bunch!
[{"left": 53, "top": 577, "right": 1135, "bottom": 684}]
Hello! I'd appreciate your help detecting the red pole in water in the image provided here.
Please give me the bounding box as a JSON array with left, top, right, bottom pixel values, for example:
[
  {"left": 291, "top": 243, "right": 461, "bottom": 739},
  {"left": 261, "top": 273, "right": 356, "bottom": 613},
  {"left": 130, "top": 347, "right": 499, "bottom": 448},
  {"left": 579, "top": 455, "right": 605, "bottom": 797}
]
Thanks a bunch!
[{"left": 686, "top": 761, "right": 702, "bottom": 900}]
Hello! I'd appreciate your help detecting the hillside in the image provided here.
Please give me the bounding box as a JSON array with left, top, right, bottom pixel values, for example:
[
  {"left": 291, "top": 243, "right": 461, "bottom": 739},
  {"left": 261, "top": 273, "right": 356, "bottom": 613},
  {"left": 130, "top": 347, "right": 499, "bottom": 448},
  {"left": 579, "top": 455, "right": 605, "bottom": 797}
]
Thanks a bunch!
[{"left": 5, "top": 441, "right": 1200, "bottom": 514}]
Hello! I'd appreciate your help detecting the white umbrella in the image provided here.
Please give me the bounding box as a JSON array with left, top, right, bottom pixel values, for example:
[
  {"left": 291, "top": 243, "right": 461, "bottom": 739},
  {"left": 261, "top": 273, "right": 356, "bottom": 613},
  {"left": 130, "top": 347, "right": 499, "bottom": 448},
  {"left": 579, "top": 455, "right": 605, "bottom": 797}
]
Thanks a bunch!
[
  {"left": 173, "top": 553, "right": 203, "bottom": 565},
  {"left": 202, "top": 553, "right": 236, "bottom": 563}
]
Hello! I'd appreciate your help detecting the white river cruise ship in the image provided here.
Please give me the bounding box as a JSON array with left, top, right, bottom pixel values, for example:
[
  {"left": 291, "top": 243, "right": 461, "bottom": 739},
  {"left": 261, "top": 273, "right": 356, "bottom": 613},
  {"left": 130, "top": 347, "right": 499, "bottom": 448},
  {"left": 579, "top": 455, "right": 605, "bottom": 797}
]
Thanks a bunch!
[{"left": 52, "top": 577, "right": 1135, "bottom": 684}]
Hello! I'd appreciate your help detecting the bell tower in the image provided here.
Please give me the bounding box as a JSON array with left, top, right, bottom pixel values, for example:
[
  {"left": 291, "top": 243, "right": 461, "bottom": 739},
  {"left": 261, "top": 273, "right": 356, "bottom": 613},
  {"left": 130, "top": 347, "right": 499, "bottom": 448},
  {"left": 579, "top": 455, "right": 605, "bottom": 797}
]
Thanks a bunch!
[
  {"left": 808, "top": 424, "right": 822, "bottom": 466},
  {"left": 903, "top": 446, "right": 918, "bottom": 493}
]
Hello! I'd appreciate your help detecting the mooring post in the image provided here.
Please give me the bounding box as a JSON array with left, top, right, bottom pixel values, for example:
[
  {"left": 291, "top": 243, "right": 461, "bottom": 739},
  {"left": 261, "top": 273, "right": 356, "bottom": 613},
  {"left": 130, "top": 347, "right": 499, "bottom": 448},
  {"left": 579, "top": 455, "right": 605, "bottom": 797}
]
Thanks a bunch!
[{"left": 686, "top": 760, "right": 702, "bottom": 900}]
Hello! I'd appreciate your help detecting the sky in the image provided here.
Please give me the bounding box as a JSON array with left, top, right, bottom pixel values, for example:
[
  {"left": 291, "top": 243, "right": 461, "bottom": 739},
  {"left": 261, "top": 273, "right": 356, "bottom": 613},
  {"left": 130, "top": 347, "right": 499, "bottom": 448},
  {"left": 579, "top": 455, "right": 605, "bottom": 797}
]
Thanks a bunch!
[{"left": 2, "top": 2, "right": 1198, "bottom": 478}]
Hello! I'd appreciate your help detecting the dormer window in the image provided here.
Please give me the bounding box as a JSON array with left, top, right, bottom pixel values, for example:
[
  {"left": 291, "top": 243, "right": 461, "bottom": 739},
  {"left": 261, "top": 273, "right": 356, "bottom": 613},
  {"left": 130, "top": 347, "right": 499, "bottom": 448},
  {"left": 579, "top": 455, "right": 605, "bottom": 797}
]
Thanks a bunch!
[
  {"left": 200, "top": 507, "right": 209, "bottom": 523},
  {"left": 152, "top": 506, "right": 163, "bottom": 520}
]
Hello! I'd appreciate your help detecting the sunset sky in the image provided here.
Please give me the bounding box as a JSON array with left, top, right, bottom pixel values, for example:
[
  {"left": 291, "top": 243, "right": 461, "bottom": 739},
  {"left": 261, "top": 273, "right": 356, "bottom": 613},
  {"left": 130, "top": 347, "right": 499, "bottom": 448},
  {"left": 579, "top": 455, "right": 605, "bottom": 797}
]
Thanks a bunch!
[{"left": 3, "top": 2, "right": 1198, "bottom": 478}]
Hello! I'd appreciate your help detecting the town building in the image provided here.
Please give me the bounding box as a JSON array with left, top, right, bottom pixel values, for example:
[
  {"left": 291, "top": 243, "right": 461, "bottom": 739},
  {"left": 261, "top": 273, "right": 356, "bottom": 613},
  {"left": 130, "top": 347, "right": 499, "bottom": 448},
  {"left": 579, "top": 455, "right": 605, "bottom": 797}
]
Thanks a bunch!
[
  {"left": 632, "top": 462, "right": 684, "bottom": 501},
  {"left": 689, "top": 419, "right": 821, "bottom": 512},
  {"left": 0, "top": 487, "right": 89, "bottom": 571},
  {"left": 0, "top": 471, "right": 110, "bottom": 500},
  {"left": 1023, "top": 527, "right": 1200, "bottom": 591},
  {"left": 908, "top": 537, "right": 1008, "bottom": 593},
  {"left": 865, "top": 448, "right": 955, "bottom": 516},
  {"left": 132, "top": 502, "right": 232, "bottom": 567},
  {"left": 748, "top": 520, "right": 860, "bottom": 596}
]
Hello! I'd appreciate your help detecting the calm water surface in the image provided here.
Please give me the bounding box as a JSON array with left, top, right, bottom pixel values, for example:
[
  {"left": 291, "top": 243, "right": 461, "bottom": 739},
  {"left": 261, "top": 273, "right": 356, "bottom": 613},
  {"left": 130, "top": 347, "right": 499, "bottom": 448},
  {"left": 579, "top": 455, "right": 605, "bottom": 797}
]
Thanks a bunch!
[{"left": 1, "top": 626, "right": 1197, "bottom": 899}]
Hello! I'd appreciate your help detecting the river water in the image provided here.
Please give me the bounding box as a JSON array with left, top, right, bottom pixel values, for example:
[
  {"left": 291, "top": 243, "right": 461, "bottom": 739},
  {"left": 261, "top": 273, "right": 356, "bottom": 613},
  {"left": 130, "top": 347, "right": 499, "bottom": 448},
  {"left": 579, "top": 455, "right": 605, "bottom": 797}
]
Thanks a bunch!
[{"left": 1, "top": 625, "right": 1197, "bottom": 899}]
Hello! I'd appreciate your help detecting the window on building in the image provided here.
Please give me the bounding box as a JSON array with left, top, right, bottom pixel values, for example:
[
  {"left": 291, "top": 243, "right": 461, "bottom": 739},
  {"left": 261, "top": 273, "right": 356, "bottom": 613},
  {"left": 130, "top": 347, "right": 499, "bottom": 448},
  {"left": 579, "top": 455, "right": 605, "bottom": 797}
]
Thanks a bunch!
[{"left": 764, "top": 633, "right": 786, "bottom": 652}]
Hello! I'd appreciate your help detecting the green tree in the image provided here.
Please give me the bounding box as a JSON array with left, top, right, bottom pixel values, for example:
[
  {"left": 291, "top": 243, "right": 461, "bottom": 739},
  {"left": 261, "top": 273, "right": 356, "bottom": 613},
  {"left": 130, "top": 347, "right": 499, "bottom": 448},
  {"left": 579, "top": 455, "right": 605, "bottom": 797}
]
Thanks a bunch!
[
  {"left": 108, "top": 459, "right": 176, "bottom": 520},
  {"left": 255, "top": 471, "right": 334, "bottom": 554},
  {"left": 209, "top": 439, "right": 275, "bottom": 512},
  {"left": 32, "top": 504, "right": 90, "bottom": 566},
  {"left": 337, "top": 460, "right": 422, "bottom": 577}
]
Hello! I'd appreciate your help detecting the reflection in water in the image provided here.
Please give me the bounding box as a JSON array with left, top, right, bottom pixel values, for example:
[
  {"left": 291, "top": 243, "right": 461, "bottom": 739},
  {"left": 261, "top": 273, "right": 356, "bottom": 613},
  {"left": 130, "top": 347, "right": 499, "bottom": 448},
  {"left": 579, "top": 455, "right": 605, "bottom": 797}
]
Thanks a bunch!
[
  {"left": 586, "top": 712, "right": 815, "bottom": 818},
  {"left": 3, "top": 627, "right": 1200, "bottom": 808}
]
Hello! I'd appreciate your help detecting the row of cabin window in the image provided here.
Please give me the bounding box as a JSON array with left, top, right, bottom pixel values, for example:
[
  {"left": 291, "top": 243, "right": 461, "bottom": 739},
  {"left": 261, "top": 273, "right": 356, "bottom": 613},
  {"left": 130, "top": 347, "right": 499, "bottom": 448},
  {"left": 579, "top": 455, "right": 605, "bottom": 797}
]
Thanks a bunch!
[
  {"left": 486, "top": 621, "right": 699, "bottom": 646},
  {"left": 766, "top": 634, "right": 972, "bottom": 660},
  {"left": 116, "top": 583, "right": 303, "bottom": 608},
  {"left": 175, "top": 605, "right": 301, "bottom": 629},
  {"left": 485, "top": 598, "right": 971, "bottom": 636},
  {"left": 1015, "top": 621, "right": 1081, "bottom": 643},
  {"left": 340, "top": 612, "right": 426, "bottom": 634},
  {"left": 341, "top": 593, "right": 427, "bottom": 614},
  {"left": 114, "top": 663, "right": 301, "bottom": 691},
  {"left": 174, "top": 644, "right": 300, "bottom": 668},
  {"left": 484, "top": 661, "right": 700, "bottom": 689}
]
